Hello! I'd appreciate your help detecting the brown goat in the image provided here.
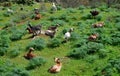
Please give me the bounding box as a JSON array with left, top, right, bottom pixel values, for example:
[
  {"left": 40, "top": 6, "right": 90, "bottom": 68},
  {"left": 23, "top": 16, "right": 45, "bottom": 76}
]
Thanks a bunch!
[
  {"left": 24, "top": 47, "right": 35, "bottom": 60},
  {"left": 35, "top": 13, "right": 41, "bottom": 20}
]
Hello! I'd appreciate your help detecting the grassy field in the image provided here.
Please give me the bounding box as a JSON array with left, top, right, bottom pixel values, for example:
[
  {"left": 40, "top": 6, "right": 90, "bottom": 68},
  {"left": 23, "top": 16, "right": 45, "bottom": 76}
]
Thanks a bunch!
[{"left": 0, "top": 2, "right": 120, "bottom": 76}]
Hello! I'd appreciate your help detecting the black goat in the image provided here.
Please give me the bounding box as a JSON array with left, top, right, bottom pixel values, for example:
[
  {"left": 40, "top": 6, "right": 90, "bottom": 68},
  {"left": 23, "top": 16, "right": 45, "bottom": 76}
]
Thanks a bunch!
[
  {"left": 90, "top": 10, "right": 99, "bottom": 16},
  {"left": 27, "top": 23, "right": 42, "bottom": 36}
]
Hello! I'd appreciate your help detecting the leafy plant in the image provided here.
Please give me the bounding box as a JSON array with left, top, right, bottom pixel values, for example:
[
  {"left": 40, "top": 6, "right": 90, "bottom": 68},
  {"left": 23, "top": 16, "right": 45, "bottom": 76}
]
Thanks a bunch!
[
  {"left": 8, "top": 47, "right": 20, "bottom": 58},
  {"left": 98, "top": 49, "right": 107, "bottom": 58},
  {"left": 67, "top": 47, "right": 87, "bottom": 59},
  {"left": 87, "top": 42, "right": 104, "bottom": 54},
  {"left": 0, "top": 31, "right": 10, "bottom": 56},
  {"left": 27, "top": 38, "right": 46, "bottom": 51},
  {"left": 10, "top": 29, "right": 25, "bottom": 41},
  {"left": 48, "top": 38, "right": 61, "bottom": 48},
  {"left": 0, "top": 61, "right": 29, "bottom": 76},
  {"left": 81, "top": 14, "right": 92, "bottom": 20},
  {"left": 26, "top": 57, "right": 46, "bottom": 70}
]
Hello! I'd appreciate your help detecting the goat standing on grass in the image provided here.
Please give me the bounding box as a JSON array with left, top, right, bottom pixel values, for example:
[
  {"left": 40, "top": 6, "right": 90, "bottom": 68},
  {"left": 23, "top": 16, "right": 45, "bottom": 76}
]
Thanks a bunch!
[
  {"left": 52, "top": 2, "right": 57, "bottom": 11},
  {"left": 48, "top": 57, "right": 62, "bottom": 73},
  {"left": 63, "top": 28, "right": 74, "bottom": 43},
  {"left": 45, "top": 30, "right": 56, "bottom": 38}
]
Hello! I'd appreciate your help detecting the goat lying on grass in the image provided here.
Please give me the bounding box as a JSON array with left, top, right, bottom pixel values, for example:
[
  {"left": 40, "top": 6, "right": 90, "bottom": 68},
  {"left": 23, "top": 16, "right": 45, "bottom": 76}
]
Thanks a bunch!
[
  {"left": 48, "top": 57, "right": 62, "bottom": 73},
  {"left": 92, "top": 22, "right": 104, "bottom": 28},
  {"left": 24, "top": 47, "right": 35, "bottom": 60}
]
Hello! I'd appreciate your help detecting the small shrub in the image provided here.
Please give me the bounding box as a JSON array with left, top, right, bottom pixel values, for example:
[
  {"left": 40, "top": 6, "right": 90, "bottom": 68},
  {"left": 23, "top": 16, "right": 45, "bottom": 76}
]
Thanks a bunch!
[
  {"left": 10, "top": 29, "right": 24, "bottom": 41},
  {"left": 0, "top": 61, "right": 29, "bottom": 76},
  {"left": 52, "top": 20, "right": 66, "bottom": 26},
  {"left": 115, "top": 17, "right": 120, "bottom": 23},
  {"left": 56, "top": 5, "right": 62, "bottom": 10},
  {"left": 26, "top": 38, "right": 46, "bottom": 51},
  {"left": 3, "top": 12, "right": 10, "bottom": 17},
  {"left": 81, "top": 14, "right": 92, "bottom": 20},
  {"left": 116, "top": 22, "right": 120, "bottom": 31},
  {"left": 85, "top": 55, "right": 98, "bottom": 63},
  {"left": 67, "top": 47, "right": 87, "bottom": 59},
  {"left": 0, "top": 33, "right": 10, "bottom": 56},
  {"left": 66, "top": 8, "right": 77, "bottom": 13},
  {"left": 48, "top": 16, "right": 58, "bottom": 21},
  {"left": 87, "top": 42, "right": 104, "bottom": 54},
  {"left": 70, "top": 32, "right": 80, "bottom": 41},
  {"left": 48, "top": 38, "right": 61, "bottom": 48},
  {"left": 39, "top": 21, "right": 51, "bottom": 27},
  {"left": 62, "top": 28, "right": 69, "bottom": 34},
  {"left": 98, "top": 49, "right": 107, "bottom": 58},
  {"left": 111, "top": 37, "right": 120, "bottom": 45},
  {"left": 26, "top": 57, "right": 46, "bottom": 70},
  {"left": 9, "top": 48, "right": 20, "bottom": 58},
  {"left": 96, "top": 15, "right": 102, "bottom": 21},
  {"left": 111, "top": 32, "right": 120, "bottom": 45},
  {"left": 59, "top": 14, "right": 69, "bottom": 22},
  {"left": 78, "top": 5, "right": 86, "bottom": 10},
  {"left": 100, "top": 35, "right": 112, "bottom": 45},
  {"left": 99, "top": 5, "right": 108, "bottom": 11},
  {"left": 73, "top": 39, "right": 88, "bottom": 48}
]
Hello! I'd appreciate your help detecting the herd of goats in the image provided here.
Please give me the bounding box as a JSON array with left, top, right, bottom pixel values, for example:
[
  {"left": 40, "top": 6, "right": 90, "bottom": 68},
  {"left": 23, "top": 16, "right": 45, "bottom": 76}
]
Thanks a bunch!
[
  {"left": 3, "top": 3, "right": 105, "bottom": 73},
  {"left": 25, "top": 20, "right": 104, "bottom": 73}
]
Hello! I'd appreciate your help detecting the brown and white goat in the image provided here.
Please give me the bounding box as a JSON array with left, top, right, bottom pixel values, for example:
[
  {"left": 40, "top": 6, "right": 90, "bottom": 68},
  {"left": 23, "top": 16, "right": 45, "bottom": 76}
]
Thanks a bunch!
[
  {"left": 92, "top": 22, "right": 104, "bottom": 28},
  {"left": 88, "top": 34, "right": 98, "bottom": 41},
  {"left": 24, "top": 47, "right": 35, "bottom": 60},
  {"left": 48, "top": 58, "right": 62, "bottom": 73}
]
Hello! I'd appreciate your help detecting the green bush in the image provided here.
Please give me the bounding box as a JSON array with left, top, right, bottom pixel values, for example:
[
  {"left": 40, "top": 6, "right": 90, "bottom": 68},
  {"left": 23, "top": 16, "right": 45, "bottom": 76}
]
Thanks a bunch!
[
  {"left": 10, "top": 29, "right": 25, "bottom": 41},
  {"left": 73, "top": 39, "right": 88, "bottom": 48},
  {"left": 26, "top": 57, "right": 46, "bottom": 70},
  {"left": 3, "top": 12, "right": 11, "bottom": 17},
  {"left": 59, "top": 14, "right": 69, "bottom": 22},
  {"left": 52, "top": 20, "right": 66, "bottom": 26},
  {"left": 96, "top": 15, "right": 102, "bottom": 21},
  {"left": 81, "top": 14, "right": 92, "bottom": 20},
  {"left": 99, "top": 5, "right": 108, "bottom": 11},
  {"left": 62, "top": 28, "right": 69, "bottom": 34},
  {"left": 115, "top": 17, "right": 120, "bottom": 23},
  {"left": 66, "top": 8, "right": 77, "bottom": 13},
  {"left": 116, "top": 22, "right": 120, "bottom": 31},
  {"left": 85, "top": 55, "right": 98, "bottom": 63},
  {"left": 39, "top": 21, "right": 51, "bottom": 27},
  {"left": 9, "top": 48, "right": 20, "bottom": 58},
  {"left": 56, "top": 5, "right": 62, "bottom": 10},
  {"left": 111, "top": 32, "right": 120, "bottom": 45},
  {"left": 48, "top": 16, "right": 58, "bottom": 21},
  {"left": 78, "top": 5, "right": 86, "bottom": 10},
  {"left": 87, "top": 42, "right": 104, "bottom": 54},
  {"left": 0, "top": 61, "right": 29, "bottom": 76},
  {"left": 67, "top": 47, "right": 87, "bottom": 59},
  {"left": 26, "top": 38, "right": 46, "bottom": 51},
  {"left": 98, "top": 49, "right": 107, "bottom": 58},
  {"left": 48, "top": 38, "right": 61, "bottom": 48},
  {"left": 70, "top": 32, "right": 80, "bottom": 41},
  {"left": 96, "top": 56, "right": 120, "bottom": 76},
  {"left": 0, "top": 31, "right": 10, "bottom": 56}
]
